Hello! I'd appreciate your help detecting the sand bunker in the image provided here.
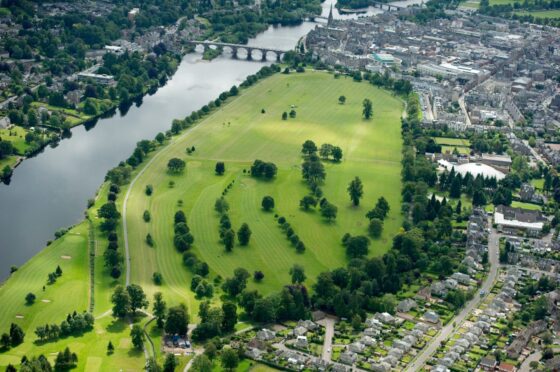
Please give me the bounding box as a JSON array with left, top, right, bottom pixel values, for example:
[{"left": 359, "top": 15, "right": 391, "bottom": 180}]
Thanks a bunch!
[{"left": 61, "top": 255, "right": 72, "bottom": 259}]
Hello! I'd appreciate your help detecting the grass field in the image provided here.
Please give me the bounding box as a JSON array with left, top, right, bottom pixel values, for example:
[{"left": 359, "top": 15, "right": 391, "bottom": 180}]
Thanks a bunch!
[
  {"left": 0, "top": 71, "right": 404, "bottom": 369},
  {"left": 122, "top": 71, "right": 404, "bottom": 313},
  {"left": 433, "top": 137, "right": 471, "bottom": 147},
  {"left": 0, "top": 222, "right": 147, "bottom": 371},
  {"left": 515, "top": 9, "right": 560, "bottom": 18}
]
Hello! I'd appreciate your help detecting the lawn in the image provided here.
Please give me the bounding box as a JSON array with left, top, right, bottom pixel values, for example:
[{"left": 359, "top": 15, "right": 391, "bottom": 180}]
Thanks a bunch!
[
  {"left": 441, "top": 145, "right": 470, "bottom": 155},
  {"left": 433, "top": 137, "right": 471, "bottom": 147},
  {"left": 510, "top": 200, "right": 542, "bottom": 211},
  {"left": 515, "top": 9, "right": 560, "bottom": 18},
  {"left": 122, "top": 71, "right": 404, "bottom": 309},
  {"left": 0, "top": 71, "right": 404, "bottom": 369}
]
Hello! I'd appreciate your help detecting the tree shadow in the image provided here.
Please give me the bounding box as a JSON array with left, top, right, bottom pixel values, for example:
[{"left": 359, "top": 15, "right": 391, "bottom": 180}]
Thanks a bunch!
[{"left": 106, "top": 319, "right": 127, "bottom": 334}]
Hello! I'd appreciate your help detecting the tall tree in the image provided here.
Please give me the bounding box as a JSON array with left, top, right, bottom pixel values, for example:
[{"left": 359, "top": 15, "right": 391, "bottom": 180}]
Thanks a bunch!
[
  {"left": 362, "top": 98, "right": 373, "bottom": 119},
  {"left": 153, "top": 292, "right": 167, "bottom": 328},
  {"left": 221, "top": 348, "right": 239, "bottom": 372},
  {"left": 237, "top": 223, "right": 252, "bottom": 246},
  {"left": 130, "top": 325, "right": 144, "bottom": 350},
  {"left": 127, "top": 284, "right": 148, "bottom": 314},
  {"left": 347, "top": 177, "right": 364, "bottom": 206},
  {"left": 290, "top": 264, "right": 306, "bottom": 284},
  {"left": 111, "top": 286, "right": 130, "bottom": 318},
  {"left": 221, "top": 302, "right": 237, "bottom": 333}
]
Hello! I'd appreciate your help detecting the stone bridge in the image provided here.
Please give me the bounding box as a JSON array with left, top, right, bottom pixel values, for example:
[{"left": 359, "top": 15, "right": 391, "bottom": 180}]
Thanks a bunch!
[{"left": 185, "top": 40, "right": 289, "bottom": 62}]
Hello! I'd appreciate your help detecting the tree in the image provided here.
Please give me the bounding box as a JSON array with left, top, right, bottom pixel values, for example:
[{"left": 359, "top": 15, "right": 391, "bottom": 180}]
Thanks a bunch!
[
  {"left": 254, "top": 271, "right": 264, "bottom": 281},
  {"left": 282, "top": 112, "right": 288, "bottom": 120},
  {"left": 127, "top": 284, "right": 148, "bottom": 314},
  {"left": 320, "top": 201, "right": 338, "bottom": 221},
  {"left": 221, "top": 348, "right": 239, "bottom": 372},
  {"left": 300, "top": 195, "right": 317, "bottom": 210},
  {"left": 191, "top": 355, "right": 212, "bottom": 372},
  {"left": 449, "top": 176, "right": 462, "bottom": 198},
  {"left": 107, "top": 341, "right": 114, "bottom": 355},
  {"left": 339, "top": 95, "right": 346, "bottom": 104},
  {"left": 153, "top": 272, "right": 163, "bottom": 285},
  {"left": 9, "top": 323, "right": 24, "bottom": 346},
  {"left": 344, "top": 235, "right": 370, "bottom": 258},
  {"left": 215, "top": 162, "right": 225, "bottom": 175},
  {"left": 347, "top": 177, "right": 364, "bottom": 206},
  {"left": 165, "top": 304, "right": 189, "bottom": 336},
  {"left": 237, "top": 223, "right": 252, "bottom": 246},
  {"left": 362, "top": 98, "right": 373, "bottom": 119},
  {"left": 111, "top": 285, "right": 130, "bottom": 318},
  {"left": 54, "top": 347, "right": 78, "bottom": 370},
  {"left": 25, "top": 292, "right": 36, "bottom": 305},
  {"left": 290, "top": 264, "right": 306, "bottom": 284},
  {"left": 301, "top": 140, "right": 317, "bottom": 156},
  {"left": 331, "top": 146, "right": 343, "bottom": 162},
  {"left": 1, "top": 333, "right": 11, "bottom": 349},
  {"left": 215, "top": 197, "right": 230, "bottom": 214},
  {"left": 55, "top": 265, "right": 63, "bottom": 276},
  {"left": 221, "top": 302, "right": 237, "bottom": 333},
  {"left": 163, "top": 353, "right": 178, "bottom": 372},
  {"left": 130, "top": 325, "right": 144, "bottom": 350},
  {"left": 320, "top": 144, "right": 333, "bottom": 160},
  {"left": 223, "top": 229, "right": 235, "bottom": 252},
  {"left": 368, "top": 218, "right": 383, "bottom": 238},
  {"left": 98, "top": 202, "right": 120, "bottom": 220},
  {"left": 153, "top": 292, "right": 167, "bottom": 328},
  {"left": 261, "top": 196, "right": 275, "bottom": 211},
  {"left": 167, "top": 158, "right": 185, "bottom": 174}
]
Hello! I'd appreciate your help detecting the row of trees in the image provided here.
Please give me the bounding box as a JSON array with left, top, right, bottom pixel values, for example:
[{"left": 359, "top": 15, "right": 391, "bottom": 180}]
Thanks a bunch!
[
  {"left": 276, "top": 216, "right": 306, "bottom": 253},
  {"left": 99, "top": 184, "right": 123, "bottom": 279},
  {"left": 34, "top": 311, "right": 94, "bottom": 343},
  {"left": 173, "top": 210, "right": 194, "bottom": 253}
]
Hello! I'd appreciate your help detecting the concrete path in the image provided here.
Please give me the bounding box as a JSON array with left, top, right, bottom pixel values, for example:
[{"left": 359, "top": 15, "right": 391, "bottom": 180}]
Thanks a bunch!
[{"left": 319, "top": 316, "right": 336, "bottom": 362}]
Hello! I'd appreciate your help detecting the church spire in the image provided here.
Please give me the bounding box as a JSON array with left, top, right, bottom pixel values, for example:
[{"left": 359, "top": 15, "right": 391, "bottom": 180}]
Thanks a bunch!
[{"left": 328, "top": 4, "right": 334, "bottom": 27}]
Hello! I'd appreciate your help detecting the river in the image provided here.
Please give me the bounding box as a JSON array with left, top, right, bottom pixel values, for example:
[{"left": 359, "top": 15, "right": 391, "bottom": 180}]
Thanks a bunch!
[{"left": 0, "top": 0, "right": 423, "bottom": 280}]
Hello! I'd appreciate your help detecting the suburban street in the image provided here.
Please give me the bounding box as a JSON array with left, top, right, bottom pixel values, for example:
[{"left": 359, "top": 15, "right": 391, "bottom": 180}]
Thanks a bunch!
[
  {"left": 405, "top": 224, "right": 500, "bottom": 371},
  {"left": 319, "top": 316, "right": 336, "bottom": 362}
]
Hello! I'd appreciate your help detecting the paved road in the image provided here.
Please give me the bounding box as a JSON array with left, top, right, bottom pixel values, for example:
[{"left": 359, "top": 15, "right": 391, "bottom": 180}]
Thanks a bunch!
[
  {"left": 320, "top": 317, "right": 336, "bottom": 362},
  {"left": 519, "top": 351, "right": 542, "bottom": 372},
  {"left": 405, "top": 225, "right": 500, "bottom": 371},
  {"left": 458, "top": 96, "right": 471, "bottom": 126}
]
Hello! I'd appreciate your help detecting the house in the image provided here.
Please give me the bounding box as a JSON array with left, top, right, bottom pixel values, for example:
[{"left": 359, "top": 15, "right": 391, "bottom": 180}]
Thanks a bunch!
[
  {"left": 498, "top": 362, "right": 516, "bottom": 372},
  {"left": 364, "top": 327, "right": 380, "bottom": 337},
  {"left": 494, "top": 205, "right": 547, "bottom": 236},
  {"left": 388, "top": 348, "right": 404, "bottom": 359},
  {"left": 295, "top": 335, "right": 308, "bottom": 349},
  {"left": 256, "top": 328, "right": 276, "bottom": 341},
  {"left": 298, "top": 319, "right": 318, "bottom": 331},
  {"left": 293, "top": 326, "right": 308, "bottom": 337},
  {"left": 375, "top": 312, "right": 395, "bottom": 324},
  {"left": 370, "top": 362, "right": 391, "bottom": 372},
  {"left": 339, "top": 351, "right": 357, "bottom": 365},
  {"left": 397, "top": 298, "right": 417, "bottom": 313},
  {"left": 451, "top": 272, "right": 471, "bottom": 286},
  {"left": 423, "top": 311, "right": 440, "bottom": 324},
  {"left": 392, "top": 339, "right": 411, "bottom": 352},
  {"left": 507, "top": 320, "right": 547, "bottom": 358},
  {"left": 431, "top": 281, "right": 448, "bottom": 297},
  {"left": 445, "top": 278, "right": 458, "bottom": 289},
  {"left": 311, "top": 310, "right": 326, "bottom": 321},
  {"left": 245, "top": 347, "right": 265, "bottom": 360},
  {"left": 479, "top": 356, "right": 497, "bottom": 371},
  {"left": 360, "top": 335, "right": 377, "bottom": 347},
  {"left": 348, "top": 342, "right": 365, "bottom": 353},
  {"left": 247, "top": 338, "right": 267, "bottom": 350}
]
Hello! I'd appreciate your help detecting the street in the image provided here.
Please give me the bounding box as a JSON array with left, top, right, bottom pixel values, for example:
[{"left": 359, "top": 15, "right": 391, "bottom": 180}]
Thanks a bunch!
[{"left": 405, "top": 224, "right": 500, "bottom": 371}]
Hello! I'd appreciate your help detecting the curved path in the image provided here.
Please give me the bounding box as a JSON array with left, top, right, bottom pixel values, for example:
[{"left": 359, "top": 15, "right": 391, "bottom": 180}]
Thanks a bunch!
[{"left": 121, "top": 107, "right": 224, "bottom": 286}]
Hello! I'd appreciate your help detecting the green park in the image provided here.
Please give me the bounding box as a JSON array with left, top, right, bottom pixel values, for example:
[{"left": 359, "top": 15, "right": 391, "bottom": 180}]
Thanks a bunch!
[{"left": 0, "top": 70, "right": 404, "bottom": 370}]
